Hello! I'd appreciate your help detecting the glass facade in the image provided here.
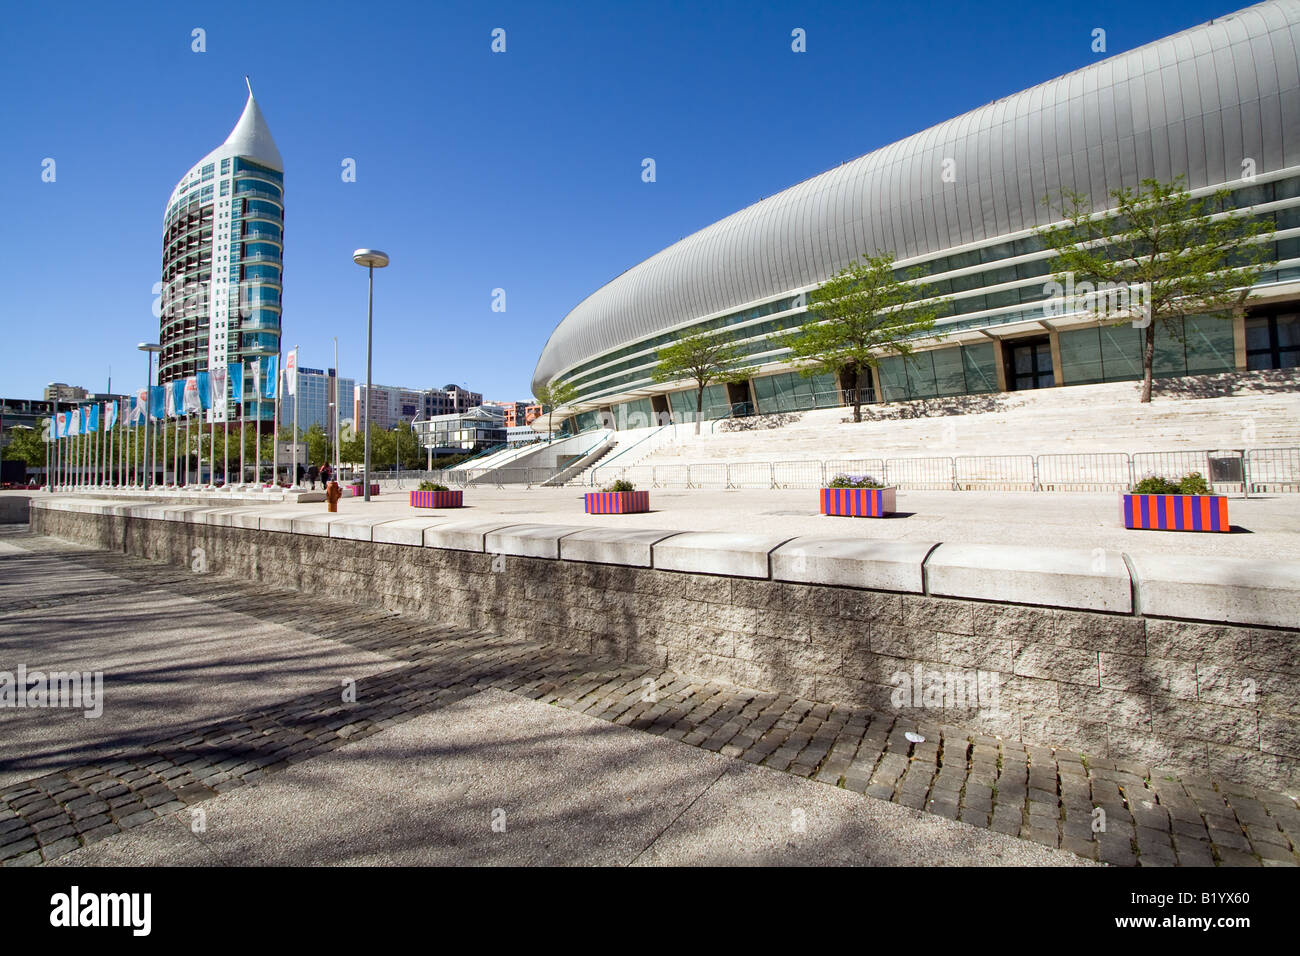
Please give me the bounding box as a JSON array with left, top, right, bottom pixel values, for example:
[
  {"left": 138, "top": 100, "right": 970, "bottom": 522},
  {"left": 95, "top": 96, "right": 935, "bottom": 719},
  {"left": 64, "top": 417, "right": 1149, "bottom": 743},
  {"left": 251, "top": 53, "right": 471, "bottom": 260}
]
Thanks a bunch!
[{"left": 548, "top": 172, "right": 1299, "bottom": 428}]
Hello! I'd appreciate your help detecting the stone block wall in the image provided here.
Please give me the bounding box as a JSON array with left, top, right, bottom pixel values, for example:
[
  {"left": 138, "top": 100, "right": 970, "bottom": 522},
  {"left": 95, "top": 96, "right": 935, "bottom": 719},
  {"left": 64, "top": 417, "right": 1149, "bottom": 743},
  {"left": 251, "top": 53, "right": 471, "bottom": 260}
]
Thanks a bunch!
[{"left": 29, "top": 501, "right": 1300, "bottom": 793}]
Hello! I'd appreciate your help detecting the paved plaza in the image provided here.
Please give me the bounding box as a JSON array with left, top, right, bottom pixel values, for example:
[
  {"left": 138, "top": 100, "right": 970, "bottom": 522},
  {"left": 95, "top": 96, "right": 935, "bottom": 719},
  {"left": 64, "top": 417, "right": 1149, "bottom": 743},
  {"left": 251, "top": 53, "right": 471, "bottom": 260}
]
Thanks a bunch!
[
  {"left": 2, "top": 526, "right": 1297, "bottom": 866},
  {"left": 28, "top": 484, "right": 1300, "bottom": 560}
]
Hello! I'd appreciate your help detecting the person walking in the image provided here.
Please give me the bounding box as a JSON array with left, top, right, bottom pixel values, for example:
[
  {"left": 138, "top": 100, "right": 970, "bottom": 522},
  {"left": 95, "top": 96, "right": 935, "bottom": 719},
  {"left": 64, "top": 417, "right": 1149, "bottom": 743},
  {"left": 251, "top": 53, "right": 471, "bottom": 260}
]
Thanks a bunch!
[
  {"left": 308, "top": 463, "right": 320, "bottom": 490},
  {"left": 319, "top": 462, "right": 332, "bottom": 487}
]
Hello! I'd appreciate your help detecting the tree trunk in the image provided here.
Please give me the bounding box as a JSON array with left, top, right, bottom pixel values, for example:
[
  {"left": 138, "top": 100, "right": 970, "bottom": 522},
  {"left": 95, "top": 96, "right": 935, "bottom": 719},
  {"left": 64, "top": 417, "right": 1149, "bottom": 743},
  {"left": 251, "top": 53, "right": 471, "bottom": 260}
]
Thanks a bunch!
[
  {"left": 853, "top": 365, "right": 865, "bottom": 423},
  {"left": 1140, "top": 322, "right": 1155, "bottom": 404},
  {"left": 695, "top": 386, "right": 704, "bottom": 436}
]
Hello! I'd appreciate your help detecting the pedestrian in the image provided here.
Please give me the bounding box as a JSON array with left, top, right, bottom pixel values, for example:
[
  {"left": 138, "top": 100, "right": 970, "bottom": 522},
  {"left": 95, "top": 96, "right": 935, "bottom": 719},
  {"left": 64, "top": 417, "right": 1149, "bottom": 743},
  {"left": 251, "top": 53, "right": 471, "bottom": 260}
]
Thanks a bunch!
[
  {"left": 326, "top": 479, "right": 342, "bottom": 513},
  {"left": 319, "top": 462, "right": 332, "bottom": 486},
  {"left": 308, "top": 463, "right": 320, "bottom": 490}
]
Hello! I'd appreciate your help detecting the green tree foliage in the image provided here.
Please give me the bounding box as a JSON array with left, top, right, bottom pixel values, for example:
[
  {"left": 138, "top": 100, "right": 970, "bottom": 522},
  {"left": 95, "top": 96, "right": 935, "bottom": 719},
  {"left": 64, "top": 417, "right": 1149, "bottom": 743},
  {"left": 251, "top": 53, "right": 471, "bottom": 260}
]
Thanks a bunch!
[
  {"left": 533, "top": 379, "right": 578, "bottom": 440},
  {"left": 782, "top": 253, "right": 947, "bottom": 423},
  {"left": 651, "top": 332, "right": 752, "bottom": 435},
  {"left": 1037, "top": 176, "right": 1272, "bottom": 403},
  {"left": 2, "top": 422, "right": 47, "bottom": 467}
]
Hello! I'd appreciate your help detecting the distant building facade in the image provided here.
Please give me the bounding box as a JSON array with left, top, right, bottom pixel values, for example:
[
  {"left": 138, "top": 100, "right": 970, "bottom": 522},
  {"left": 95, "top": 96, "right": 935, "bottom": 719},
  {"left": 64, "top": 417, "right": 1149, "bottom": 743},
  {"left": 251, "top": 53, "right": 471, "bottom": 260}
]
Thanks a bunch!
[{"left": 354, "top": 383, "right": 483, "bottom": 431}]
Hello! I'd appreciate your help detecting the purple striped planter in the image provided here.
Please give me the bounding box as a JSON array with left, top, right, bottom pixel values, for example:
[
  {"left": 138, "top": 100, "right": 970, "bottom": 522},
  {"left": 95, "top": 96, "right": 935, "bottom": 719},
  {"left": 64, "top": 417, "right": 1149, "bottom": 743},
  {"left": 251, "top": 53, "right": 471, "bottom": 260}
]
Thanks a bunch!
[
  {"left": 347, "top": 483, "right": 380, "bottom": 498},
  {"left": 410, "top": 489, "right": 463, "bottom": 509},
  {"left": 584, "top": 491, "right": 650, "bottom": 514},
  {"left": 820, "top": 486, "right": 897, "bottom": 518},
  {"left": 1121, "top": 493, "right": 1229, "bottom": 533}
]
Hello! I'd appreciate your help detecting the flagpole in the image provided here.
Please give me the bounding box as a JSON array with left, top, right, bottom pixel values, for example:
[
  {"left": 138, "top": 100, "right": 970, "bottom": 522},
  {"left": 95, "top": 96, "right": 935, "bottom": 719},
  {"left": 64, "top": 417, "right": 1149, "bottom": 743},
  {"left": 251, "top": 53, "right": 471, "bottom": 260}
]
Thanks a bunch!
[{"left": 291, "top": 346, "right": 299, "bottom": 489}]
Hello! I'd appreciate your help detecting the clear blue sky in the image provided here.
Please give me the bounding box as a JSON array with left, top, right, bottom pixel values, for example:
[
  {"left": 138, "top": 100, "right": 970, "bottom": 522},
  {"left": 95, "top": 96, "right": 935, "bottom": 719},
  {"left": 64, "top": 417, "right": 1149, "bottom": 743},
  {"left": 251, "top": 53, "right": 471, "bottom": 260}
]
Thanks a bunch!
[{"left": 0, "top": 0, "right": 1241, "bottom": 403}]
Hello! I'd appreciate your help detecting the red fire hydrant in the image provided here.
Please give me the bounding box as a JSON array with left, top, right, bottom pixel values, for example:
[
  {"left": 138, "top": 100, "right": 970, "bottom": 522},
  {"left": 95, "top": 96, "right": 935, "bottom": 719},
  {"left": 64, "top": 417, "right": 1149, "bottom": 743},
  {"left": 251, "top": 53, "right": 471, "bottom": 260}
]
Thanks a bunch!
[{"left": 326, "top": 480, "right": 343, "bottom": 513}]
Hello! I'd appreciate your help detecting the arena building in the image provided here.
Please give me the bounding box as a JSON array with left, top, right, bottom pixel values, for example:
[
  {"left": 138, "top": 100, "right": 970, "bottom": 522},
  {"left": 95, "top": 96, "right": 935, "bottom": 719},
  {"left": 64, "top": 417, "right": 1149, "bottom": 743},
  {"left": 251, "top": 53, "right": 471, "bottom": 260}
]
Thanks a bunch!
[{"left": 532, "top": 1, "right": 1300, "bottom": 433}]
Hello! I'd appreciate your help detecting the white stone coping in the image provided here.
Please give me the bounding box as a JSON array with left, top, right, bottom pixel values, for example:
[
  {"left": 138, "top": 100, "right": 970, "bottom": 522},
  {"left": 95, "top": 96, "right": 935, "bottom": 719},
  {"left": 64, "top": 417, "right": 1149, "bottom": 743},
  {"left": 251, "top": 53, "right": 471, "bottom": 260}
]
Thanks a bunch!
[
  {"left": 28, "top": 496, "right": 1300, "bottom": 627},
  {"left": 772, "top": 538, "right": 936, "bottom": 594},
  {"left": 652, "top": 532, "right": 796, "bottom": 579},
  {"left": 1127, "top": 553, "right": 1300, "bottom": 629},
  {"left": 485, "top": 524, "right": 589, "bottom": 559},
  {"left": 423, "top": 520, "right": 522, "bottom": 553},
  {"left": 559, "top": 528, "right": 685, "bottom": 568},
  {"left": 926, "top": 543, "right": 1132, "bottom": 613}
]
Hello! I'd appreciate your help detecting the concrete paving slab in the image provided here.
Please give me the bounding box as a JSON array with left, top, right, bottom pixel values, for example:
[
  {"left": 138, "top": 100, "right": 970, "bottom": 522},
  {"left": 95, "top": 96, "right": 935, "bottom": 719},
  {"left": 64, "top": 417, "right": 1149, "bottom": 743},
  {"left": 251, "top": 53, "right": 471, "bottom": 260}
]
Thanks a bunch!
[
  {"left": 50, "top": 689, "right": 1091, "bottom": 867},
  {"left": 327, "top": 516, "right": 400, "bottom": 542}
]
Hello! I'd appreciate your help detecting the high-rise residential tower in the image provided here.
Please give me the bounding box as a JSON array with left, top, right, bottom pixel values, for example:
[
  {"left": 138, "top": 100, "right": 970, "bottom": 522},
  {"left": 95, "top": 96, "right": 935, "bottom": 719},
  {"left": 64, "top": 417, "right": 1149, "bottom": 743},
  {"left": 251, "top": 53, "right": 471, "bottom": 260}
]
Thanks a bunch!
[{"left": 158, "top": 81, "right": 284, "bottom": 422}]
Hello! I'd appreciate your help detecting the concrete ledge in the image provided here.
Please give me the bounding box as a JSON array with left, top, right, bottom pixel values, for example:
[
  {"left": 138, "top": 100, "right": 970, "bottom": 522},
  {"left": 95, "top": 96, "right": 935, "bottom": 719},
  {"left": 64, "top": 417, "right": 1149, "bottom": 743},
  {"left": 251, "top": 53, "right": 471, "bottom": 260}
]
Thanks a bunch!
[
  {"left": 560, "top": 528, "right": 684, "bottom": 567},
  {"left": 652, "top": 532, "right": 794, "bottom": 579},
  {"left": 327, "top": 516, "right": 398, "bottom": 542},
  {"left": 485, "top": 524, "right": 588, "bottom": 559},
  {"left": 259, "top": 511, "right": 308, "bottom": 533},
  {"left": 423, "top": 520, "right": 520, "bottom": 553},
  {"left": 772, "top": 537, "right": 935, "bottom": 593},
  {"left": 1128, "top": 553, "right": 1300, "bottom": 628},
  {"left": 926, "top": 543, "right": 1131, "bottom": 613},
  {"left": 291, "top": 514, "right": 352, "bottom": 537},
  {"left": 227, "top": 510, "right": 266, "bottom": 530},
  {"left": 371, "top": 517, "right": 447, "bottom": 546}
]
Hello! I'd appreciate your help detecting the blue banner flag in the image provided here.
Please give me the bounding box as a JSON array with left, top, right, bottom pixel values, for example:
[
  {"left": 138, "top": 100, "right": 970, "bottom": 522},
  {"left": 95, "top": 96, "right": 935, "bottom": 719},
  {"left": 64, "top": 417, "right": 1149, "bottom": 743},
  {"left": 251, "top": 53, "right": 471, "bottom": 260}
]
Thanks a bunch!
[
  {"left": 263, "top": 356, "right": 278, "bottom": 399},
  {"left": 86, "top": 404, "right": 100, "bottom": 434},
  {"left": 149, "top": 385, "right": 165, "bottom": 421},
  {"left": 195, "top": 371, "right": 211, "bottom": 410},
  {"left": 169, "top": 380, "right": 185, "bottom": 418},
  {"left": 229, "top": 362, "right": 244, "bottom": 405}
]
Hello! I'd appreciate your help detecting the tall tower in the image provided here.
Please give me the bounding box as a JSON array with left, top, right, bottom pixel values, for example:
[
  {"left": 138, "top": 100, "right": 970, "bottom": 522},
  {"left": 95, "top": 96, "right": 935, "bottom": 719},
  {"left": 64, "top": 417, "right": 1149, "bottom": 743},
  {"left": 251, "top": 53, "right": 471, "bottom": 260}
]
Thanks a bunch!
[{"left": 158, "top": 82, "right": 283, "bottom": 422}]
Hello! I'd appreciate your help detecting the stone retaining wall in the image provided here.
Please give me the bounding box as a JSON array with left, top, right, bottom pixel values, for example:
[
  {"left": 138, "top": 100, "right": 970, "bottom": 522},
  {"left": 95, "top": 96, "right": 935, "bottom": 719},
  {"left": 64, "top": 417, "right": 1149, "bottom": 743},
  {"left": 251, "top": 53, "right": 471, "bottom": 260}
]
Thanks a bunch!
[{"left": 29, "top": 498, "right": 1300, "bottom": 792}]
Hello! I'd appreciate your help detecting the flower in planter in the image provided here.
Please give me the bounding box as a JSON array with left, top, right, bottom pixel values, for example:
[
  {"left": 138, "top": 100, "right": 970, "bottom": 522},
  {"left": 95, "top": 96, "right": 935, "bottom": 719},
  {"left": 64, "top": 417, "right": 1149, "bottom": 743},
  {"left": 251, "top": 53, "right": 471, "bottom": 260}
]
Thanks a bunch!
[
  {"left": 1123, "top": 471, "right": 1227, "bottom": 531},
  {"left": 827, "top": 473, "right": 886, "bottom": 489}
]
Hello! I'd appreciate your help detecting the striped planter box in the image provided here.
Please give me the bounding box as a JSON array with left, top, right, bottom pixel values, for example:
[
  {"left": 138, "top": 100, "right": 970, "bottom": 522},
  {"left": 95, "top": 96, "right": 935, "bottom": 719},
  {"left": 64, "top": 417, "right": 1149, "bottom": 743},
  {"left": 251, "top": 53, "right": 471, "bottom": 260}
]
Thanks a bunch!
[
  {"left": 820, "top": 486, "right": 897, "bottom": 517},
  {"left": 1121, "top": 493, "right": 1229, "bottom": 532},
  {"left": 347, "top": 483, "right": 380, "bottom": 498},
  {"left": 584, "top": 491, "right": 650, "bottom": 514},
  {"left": 410, "top": 489, "right": 463, "bottom": 509}
]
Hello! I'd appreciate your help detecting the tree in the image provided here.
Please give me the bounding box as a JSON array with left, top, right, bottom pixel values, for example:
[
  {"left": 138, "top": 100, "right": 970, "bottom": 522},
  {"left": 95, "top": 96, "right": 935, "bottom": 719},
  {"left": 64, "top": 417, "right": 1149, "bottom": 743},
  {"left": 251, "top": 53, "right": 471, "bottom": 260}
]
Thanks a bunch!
[
  {"left": 782, "top": 254, "right": 948, "bottom": 422},
  {"left": 1038, "top": 176, "right": 1272, "bottom": 403},
  {"left": 2, "top": 423, "right": 48, "bottom": 469},
  {"left": 651, "top": 332, "right": 753, "bottom": 435},
  {"left": 304, "top": 423, "right": 330, "bottom": 468},
  {"left": 533, "top": 379, "right": 578, "bottom": 440}
]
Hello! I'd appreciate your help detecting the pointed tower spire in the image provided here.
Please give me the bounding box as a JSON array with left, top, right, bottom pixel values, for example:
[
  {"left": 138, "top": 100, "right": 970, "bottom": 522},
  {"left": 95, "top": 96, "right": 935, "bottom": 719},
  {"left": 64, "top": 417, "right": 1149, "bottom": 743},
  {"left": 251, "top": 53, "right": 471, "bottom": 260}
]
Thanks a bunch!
[{"left": 217, "top": 81, "right": 283, "bottom": 172}]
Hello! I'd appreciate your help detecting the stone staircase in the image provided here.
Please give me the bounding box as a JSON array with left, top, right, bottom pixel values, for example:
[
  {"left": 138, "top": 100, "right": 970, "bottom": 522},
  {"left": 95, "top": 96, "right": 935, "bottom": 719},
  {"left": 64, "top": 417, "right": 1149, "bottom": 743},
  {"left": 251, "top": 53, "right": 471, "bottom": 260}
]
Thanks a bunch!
[{"left": 636, "top": 370, "right": 1300, "bottom": 466}]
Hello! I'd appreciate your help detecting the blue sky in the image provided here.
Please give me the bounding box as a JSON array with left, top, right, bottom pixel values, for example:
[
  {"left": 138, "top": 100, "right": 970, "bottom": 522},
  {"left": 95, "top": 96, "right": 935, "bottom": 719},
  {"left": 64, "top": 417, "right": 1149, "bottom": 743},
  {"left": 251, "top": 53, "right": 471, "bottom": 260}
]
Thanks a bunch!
[{"left": 0, "top": 0, "right": 1241, "bottom": 403}]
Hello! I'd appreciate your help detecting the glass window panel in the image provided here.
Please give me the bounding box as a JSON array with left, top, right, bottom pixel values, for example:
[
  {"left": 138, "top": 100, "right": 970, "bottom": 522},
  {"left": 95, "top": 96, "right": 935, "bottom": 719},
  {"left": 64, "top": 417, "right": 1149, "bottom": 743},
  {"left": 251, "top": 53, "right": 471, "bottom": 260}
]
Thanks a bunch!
[
  {"left": 878, "top": 356, "right": 909, "bottom": 401},
  {"left": 1244, "top": 318, "right": 1271, "bottom": 350},
  {"left": 1058, "top": 327, "right": 1105, "bottom": 384},
  {"left": 1152, "top": 320, "right": 1186, "bottom": 378},
  {"left": 906, "top": 352, "right": 938, "bottom": 398},
  {"left": 1183, "top": 314, "right": 1236, "bottom": 374},
  {"left": 961, "top": 344, "right": 998, "bottom": 393},
  {"left": 1278, "top": 315, "right": 1300, "bottom": 348},
  {"left": 931, "top": 347, "right": 967, "bottom": 396},
  {"left": 1099, "top": 326, "right": 1144, "bottom": 381}
]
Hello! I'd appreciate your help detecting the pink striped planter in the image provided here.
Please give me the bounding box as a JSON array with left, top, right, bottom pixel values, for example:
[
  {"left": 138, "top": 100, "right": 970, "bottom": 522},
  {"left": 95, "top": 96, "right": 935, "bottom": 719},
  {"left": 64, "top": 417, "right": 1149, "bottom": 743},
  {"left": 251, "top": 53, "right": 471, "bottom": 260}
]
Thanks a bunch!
[
  {"left": 584, "top": 491, "right": 650, "bottom": 514},
  {"left": 410, "top": 489, "right": 463, "bottom": 509},
  {"left": 347, "top": 483, "right": 380, "bottom": 498},
  {"left": 820, "top": 486, "right": 897, "bottom": 518}
]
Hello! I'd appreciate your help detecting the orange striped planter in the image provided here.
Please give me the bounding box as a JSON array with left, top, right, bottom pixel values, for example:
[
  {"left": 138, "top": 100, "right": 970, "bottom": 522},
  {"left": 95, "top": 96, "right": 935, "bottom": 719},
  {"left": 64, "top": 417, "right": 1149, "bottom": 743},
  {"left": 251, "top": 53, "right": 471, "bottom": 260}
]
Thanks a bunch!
[
  {"left": 1121, "top": 494, "right": 1229, "bottom": 532},
  {"left": 820, "top": 486, "right": 897, "bottom": 517},
  {"left": 584, "top": 491, "right": 649, "bottom": 514},
  {"left": 410, "top": 490, "right": 463, "bottom": 508}
]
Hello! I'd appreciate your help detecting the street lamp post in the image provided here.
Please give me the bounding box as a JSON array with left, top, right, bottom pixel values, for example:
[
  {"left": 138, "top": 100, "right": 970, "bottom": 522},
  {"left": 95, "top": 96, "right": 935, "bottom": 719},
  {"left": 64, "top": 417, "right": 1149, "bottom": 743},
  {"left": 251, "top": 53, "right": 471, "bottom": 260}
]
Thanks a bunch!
[
  {"left": 137, "top": 343, "right": 161, "bottom": 489},
  {"left": 352, "top": 249, "right": 389, "bottom": 503}
]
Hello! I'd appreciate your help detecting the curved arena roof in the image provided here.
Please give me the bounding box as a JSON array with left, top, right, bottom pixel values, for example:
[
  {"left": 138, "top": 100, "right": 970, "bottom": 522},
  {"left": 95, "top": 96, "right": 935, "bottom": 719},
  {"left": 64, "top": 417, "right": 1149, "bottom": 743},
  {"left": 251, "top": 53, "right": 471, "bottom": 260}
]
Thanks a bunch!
[{"left": 533, "top": 0, "right": 1300, "bottom": 394}]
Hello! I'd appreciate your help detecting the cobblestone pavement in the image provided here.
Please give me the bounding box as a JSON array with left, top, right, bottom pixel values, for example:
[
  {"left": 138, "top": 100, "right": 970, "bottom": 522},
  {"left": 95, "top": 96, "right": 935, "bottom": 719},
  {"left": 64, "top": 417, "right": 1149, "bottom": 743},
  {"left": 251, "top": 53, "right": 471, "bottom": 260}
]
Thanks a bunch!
[{"left": 1, "top": 528, "right": 1297, "bottom": 867}]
